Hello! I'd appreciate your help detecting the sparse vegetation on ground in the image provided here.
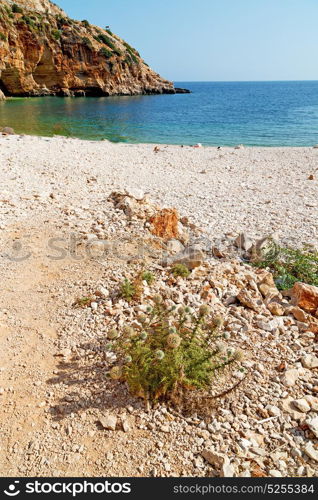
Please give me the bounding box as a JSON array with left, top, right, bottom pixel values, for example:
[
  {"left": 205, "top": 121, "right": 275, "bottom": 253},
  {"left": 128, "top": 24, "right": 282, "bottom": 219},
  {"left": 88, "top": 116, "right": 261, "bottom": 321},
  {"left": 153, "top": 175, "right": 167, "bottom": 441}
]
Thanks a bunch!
[
  {"left": 109, "top": 298, "right": 240, "bottom": 403},
  {"left": 253, "top": 241, "right": 318, "bottom": 289},
  {"left": 171, "top": 263, "right": 191, "bottom": 278}
]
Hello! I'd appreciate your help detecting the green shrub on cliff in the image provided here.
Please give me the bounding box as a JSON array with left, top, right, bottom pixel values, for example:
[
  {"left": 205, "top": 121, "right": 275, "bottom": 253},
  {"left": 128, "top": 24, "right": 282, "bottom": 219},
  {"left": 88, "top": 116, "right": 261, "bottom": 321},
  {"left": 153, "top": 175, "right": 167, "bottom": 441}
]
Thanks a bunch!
[
  {"left": 0, "top": 32, "right": 7, "bottom": 41},
  {"left": 82, "top": 36, "right": 92, "bottom": 48},
  {"left": 52, "top": 29, "right": 61, "bottom": 40},
  {"left": 12, "top": 4, "right": 23, "bottom": 14},
  {"left": 97, "top": 33, "right": 115, "bottom": 50},
  {"left": 99, "top": 47, "right": 113, "bottom": 58}
]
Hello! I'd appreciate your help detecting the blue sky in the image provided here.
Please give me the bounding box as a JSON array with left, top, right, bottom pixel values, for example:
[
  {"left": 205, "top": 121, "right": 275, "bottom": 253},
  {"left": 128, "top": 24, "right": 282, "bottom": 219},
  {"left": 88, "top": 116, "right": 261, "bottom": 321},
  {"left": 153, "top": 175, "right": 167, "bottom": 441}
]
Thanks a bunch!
[{"left": 58, "top": 0, "right": 318, "bottom": 82}]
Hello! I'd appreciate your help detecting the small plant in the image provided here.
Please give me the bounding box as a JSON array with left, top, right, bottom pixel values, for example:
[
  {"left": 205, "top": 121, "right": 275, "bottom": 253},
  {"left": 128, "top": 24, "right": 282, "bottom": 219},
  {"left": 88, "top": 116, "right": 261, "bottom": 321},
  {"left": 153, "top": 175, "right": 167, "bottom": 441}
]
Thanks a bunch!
[
  {"left": 141, "top": 271, "right": 155, "bottom": 285},
  {"left": 82, "top": 36, "right": 92, "bottom": 48},
  {"left": 12, "top": 4, "right": 23, "bottom": 14},
  {"left": 253, "top": 241, "right": 318, "bottom": 290},
  {"left": 99, "top": 46, "right": 112, "bottom": 58},
  {"left": 120, "top": 279, "right": 136, "bottom": 303},
  {"left": 97, "top": 33, "right": 115, "bottom": 50},
  {"left": 82, "top": 19, "right": 90, "bottom": 28},
  {"left": 52, "top": 29, "right": 61, "bottom": 40},
  {"left": 171, "top": 263, "right": 191, "bottom": 278},
  {"left": 109, "top": 298, "right": 240, "bottom": 402},
  {"left": 74, "top": 296, "right": 94, "bottom": 308},
  {"left": 0, "top": 32, "right": 6, "bottom": 41}
]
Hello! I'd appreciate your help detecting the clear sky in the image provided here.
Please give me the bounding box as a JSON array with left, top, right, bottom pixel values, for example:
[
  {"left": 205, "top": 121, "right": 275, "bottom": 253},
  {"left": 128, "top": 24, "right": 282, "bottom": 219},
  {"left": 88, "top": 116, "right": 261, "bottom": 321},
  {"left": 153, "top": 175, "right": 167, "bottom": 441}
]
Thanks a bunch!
[{"left": 58, "top": 0, "right": 318, "bottom": 82}]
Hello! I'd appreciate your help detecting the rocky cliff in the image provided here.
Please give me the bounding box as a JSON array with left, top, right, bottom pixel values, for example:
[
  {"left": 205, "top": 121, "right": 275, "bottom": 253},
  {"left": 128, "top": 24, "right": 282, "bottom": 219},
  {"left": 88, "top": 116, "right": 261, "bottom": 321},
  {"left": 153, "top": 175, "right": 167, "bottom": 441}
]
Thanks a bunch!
[{"left": 0, "top": 0, "right": 176, "bottom": 97}]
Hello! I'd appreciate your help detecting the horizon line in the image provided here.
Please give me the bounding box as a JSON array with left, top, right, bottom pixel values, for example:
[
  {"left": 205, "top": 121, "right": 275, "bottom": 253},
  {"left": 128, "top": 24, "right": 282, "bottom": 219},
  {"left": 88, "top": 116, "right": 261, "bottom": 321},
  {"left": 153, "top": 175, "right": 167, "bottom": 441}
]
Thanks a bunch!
[{"left": 172, "top": 79, "right": 318, "bottom": 83}]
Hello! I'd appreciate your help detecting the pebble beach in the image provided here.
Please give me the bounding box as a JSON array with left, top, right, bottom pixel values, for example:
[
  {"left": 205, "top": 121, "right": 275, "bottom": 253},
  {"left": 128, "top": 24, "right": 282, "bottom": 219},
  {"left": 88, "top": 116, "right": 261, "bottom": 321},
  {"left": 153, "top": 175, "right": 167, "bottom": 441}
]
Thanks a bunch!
[{"left": 0, "top": 134, "right": 317, "bottom": 247}]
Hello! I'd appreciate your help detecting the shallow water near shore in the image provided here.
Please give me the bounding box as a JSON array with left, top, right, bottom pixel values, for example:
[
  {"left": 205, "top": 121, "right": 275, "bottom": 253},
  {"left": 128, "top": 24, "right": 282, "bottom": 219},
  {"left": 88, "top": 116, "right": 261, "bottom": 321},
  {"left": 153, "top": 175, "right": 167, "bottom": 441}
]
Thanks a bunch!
[{"left": 1, "top": 81, "right": 318, "bottom": 145}]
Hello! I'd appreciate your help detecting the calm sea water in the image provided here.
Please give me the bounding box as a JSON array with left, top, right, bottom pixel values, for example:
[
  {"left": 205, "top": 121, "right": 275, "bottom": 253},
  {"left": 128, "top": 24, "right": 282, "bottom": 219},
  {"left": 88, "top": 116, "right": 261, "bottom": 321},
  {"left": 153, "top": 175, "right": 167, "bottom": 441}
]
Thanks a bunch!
[{"left": 1, "top": 81, "right": 318, "bottom": 146}]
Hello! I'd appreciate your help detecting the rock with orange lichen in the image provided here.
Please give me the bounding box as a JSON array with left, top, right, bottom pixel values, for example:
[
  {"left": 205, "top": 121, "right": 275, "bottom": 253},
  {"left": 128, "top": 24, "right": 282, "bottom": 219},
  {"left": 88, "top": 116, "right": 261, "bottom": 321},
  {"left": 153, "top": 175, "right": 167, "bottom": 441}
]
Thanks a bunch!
[
  {"left": 290, "top": 282, "right": 318, "bottom": 315},
  {"left": 149, "top": 209, "right": 179, "bottom": 241}
]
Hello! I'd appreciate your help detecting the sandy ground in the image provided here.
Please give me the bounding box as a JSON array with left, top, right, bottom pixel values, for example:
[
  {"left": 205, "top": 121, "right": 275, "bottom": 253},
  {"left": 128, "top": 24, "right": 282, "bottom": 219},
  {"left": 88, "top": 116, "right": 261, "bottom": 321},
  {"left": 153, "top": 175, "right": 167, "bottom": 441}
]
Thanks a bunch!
[{"left": 0, "top": 134, "right": 317, "bottom": 477}]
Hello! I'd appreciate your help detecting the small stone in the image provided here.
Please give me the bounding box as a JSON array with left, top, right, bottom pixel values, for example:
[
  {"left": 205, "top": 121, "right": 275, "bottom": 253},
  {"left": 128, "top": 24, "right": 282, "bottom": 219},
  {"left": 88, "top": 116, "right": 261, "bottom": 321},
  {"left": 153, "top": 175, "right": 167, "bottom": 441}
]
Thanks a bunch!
[
  {"left": 122, "top": 419, "right": 131, "bottom": 433},
  {"left": 267, "top": 302, "right": 284, "bottom": 316},
  {"left": 301, "top": 354, "right": 318, "bottom": 369},
  {"left": 0, "top": 388, "right": 4, "bottom": 395},
  {"left": 99, "top": 415, "right": 117, "bottom": 431},
  {"left": 91, "top": 302, "right": 98, "bottom": 311},
  {"left": 266, "top": 405, "right": 281, "bottom": 417},
  {"left": 307, "top": 416, "right": 318, "bottom": 438},
  {"left": 95, "top": 287, "right": 109, "bottom": 299},
  {"left": 202, "top": 449, "right": 225, "bottom": 469},
  {"left": 2, "top": 127, "right": 15, "bottom": 135},
  {"left": 304, "top": 395, "right": 318, "bottom": 411},
  {"left": 60, "top": 348, "right": 72, "bottom": 358},
  {"left": 221, "top": 457, "right": 235, "bottom": 477},
  {"left": 293, "top": 399, "right": 311, "bottom": 413},
  {"left": 281, "top": 397, "right": 305, "bottom": 420},
  {"left": 125, "top": 188, "right": 145, "bottom": 201},
  {"left": 281, "top": 369, "right": 299, "bottom": 387},
  {"left": 304, "top": 442, "right": 318, "bottom": 462},
  {"left": 237, "top": 290, "right": 262, "bottom": 313},
  {"left": 269, "top": 470, "right": 282, "bottom": 477},
  {"left": 163, "top": 245, "right": 205, "bottom": 270},
  {"left": 161, "top": 425, "right": 170, "bottom": 433},
  {"left": 256, "top": 319, "right": 279, "bottom": 332},
  {"left": 235, "top": 232, "right": 253, "bottom": 252},
  {"left": 290, "top": 307, "right": 308, "bottom": 322},
  {"left": 166, "top": 239, "right": 185, "bottom": 254}
]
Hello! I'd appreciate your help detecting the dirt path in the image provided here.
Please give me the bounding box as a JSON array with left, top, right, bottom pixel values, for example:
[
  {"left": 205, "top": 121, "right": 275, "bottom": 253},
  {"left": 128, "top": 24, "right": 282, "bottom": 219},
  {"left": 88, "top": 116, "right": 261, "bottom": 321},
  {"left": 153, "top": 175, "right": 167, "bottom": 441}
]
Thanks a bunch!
[{"left": 0, "top": 221, "right": 100, "bottom": 475}]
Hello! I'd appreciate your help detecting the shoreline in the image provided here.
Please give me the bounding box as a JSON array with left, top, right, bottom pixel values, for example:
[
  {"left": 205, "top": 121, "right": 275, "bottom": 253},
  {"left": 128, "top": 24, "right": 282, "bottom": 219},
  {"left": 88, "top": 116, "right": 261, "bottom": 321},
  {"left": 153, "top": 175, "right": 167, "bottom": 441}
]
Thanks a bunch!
[{"left": 1, "top": 129, "right": 317, "bottom": 148}]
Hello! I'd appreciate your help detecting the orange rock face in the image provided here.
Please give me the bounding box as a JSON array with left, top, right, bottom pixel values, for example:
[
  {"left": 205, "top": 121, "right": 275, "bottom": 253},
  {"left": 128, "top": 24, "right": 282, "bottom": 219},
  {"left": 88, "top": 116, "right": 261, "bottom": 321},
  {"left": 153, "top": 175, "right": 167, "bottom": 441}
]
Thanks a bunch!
[
  {"left": 291, "top": 282, "right": 318, "bottom": 315},
  {"left": 149, "top": 209, "right": 179, "bottom": 241},
  {"left": 0, "top": 0, "right": 175, "bottom": 97}
]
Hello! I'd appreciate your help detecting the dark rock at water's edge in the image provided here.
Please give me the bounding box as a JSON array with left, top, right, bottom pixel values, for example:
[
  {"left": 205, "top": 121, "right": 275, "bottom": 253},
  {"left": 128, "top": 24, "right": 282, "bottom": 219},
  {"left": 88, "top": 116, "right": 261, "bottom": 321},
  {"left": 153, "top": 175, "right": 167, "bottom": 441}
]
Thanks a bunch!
[
  {"left": 175, "top": 88, "right": 191, "bottom": 94},
  {"left": 0, "top": 0, "right": 177, "bottom": 99}
]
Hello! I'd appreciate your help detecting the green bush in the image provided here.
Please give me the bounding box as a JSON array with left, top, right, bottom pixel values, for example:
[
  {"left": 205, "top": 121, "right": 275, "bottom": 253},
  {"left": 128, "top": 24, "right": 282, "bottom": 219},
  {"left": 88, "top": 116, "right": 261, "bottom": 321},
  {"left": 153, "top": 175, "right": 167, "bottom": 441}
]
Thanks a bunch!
[
  {"left": 120, "top": 279, "right": 136, "bottom": 303},
  {"left": 22, "top": 15, "right": 37, "bottom": 29},
  {"left": 0, "top": 32, "right": 7, "bottom": 41},
  {"left": 82, "top": 36, "right": 92, "bottom": 48},
  {"left": 74, "top": 296, "right": 94, "bottom": 308},
  {"left": 82, "top": 19, "right": 90, "bottom": 28},
  {"left": 12, "top": 4, "right": 23, "bottom": 14},
  {"left": 109, "top": 298, "right": 240, "bottom": 402},
  {"left": 97, "top": 33, "right": 115, "bottom": 50},
  {"left": 141, "top": 271, "right": 155, "bottom": 285},
  {"left": 99, "top": 46, "right": 112, "bottom": 58},
  {"left": 171, "top": 263, "right": 191, "bottom": 278},
  {"left": 52, "top": 29, "right": 61, "bottom": 40},
  {"left": 253, "top": 241, "right": 318, "bottom": 290}
]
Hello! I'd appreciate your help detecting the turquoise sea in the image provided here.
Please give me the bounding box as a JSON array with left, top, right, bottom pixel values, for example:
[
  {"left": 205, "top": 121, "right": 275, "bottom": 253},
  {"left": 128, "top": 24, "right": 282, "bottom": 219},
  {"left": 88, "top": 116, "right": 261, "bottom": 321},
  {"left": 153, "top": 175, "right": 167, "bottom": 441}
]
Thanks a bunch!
[{"left": 1, "top": 81, "right": 318, "bottom": 146}]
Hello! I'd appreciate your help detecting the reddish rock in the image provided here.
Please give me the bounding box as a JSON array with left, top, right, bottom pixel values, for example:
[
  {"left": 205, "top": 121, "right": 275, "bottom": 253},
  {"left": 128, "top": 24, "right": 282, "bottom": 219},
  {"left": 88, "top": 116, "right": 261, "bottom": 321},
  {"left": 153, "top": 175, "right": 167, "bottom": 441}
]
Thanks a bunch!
[
  {"left": 291, "top": 282, "right": 318, "bottom": 315},
  {"left": 149, "top": 209, "right": 179, "bottom": 241}
]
